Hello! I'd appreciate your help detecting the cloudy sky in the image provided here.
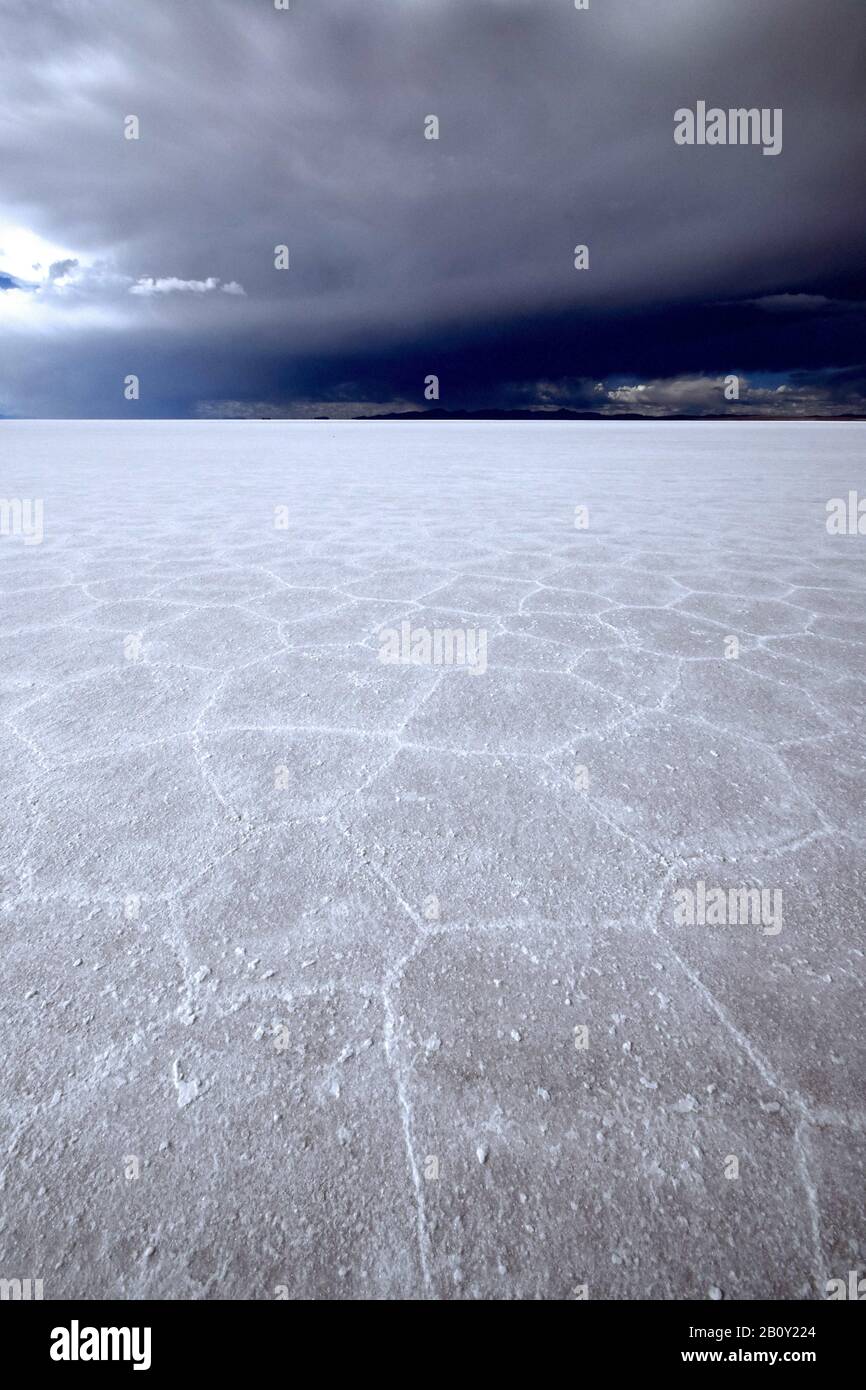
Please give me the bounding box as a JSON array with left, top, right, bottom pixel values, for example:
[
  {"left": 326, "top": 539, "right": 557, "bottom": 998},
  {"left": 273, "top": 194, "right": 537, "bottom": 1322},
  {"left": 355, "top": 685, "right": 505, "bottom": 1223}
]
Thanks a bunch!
[{"left": 1, "top": 0, "right": 864, "bottom": 418}]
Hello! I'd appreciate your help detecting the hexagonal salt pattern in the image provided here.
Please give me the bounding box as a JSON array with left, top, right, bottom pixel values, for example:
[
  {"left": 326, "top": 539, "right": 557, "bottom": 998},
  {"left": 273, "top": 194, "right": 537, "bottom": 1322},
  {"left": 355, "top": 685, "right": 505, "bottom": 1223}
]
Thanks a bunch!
[{"left": 0, "top": 419, "right": 863, "bottom": 1301}]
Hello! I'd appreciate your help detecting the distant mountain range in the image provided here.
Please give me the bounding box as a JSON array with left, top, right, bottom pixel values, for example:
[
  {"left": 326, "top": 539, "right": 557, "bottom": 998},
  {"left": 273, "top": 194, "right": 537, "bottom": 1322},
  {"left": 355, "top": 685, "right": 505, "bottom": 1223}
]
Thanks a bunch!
[{"left": 351, "top": 408, "right": 865, "bottom": 422}]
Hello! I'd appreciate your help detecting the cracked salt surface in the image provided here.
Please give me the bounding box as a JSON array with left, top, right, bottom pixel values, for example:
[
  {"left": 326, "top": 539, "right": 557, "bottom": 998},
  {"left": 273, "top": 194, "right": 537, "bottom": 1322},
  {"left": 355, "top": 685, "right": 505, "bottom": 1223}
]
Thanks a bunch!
[{"left": 0, "top": 419, "right": 864, "bottom": 1300}]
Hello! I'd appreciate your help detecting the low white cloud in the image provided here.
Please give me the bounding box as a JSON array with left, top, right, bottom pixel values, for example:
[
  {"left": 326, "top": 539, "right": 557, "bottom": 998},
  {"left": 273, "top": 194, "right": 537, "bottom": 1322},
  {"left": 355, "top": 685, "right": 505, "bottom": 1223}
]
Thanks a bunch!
[
  {"left": 606, "top": 376, "right": 730, "bottom": 411},
  {"left": 0, "top": 235, "right": 248, "bottom": 340},
  {"left": 130, "top": 275, "right": 236, "bottom": 297},
  {"left": 602, "top": 373, "right": 866, "bottom": 417},
  {"left": 507, "top": 372, "right": 866, "bottom": 418}
]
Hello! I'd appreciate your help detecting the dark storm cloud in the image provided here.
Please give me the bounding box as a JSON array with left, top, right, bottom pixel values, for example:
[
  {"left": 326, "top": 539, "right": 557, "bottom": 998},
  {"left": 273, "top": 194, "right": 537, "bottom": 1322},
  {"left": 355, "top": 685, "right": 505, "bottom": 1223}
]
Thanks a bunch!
[{"left": 0, "top": 0, "right": 864, "bottom": 416}]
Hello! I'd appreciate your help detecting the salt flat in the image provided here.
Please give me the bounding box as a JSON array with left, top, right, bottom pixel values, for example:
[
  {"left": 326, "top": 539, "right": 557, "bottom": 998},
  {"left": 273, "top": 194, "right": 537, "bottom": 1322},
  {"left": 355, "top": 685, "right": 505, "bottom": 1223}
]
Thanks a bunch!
[{"left": 0, "top": 419, "right": 864, "bottom": 1300}]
